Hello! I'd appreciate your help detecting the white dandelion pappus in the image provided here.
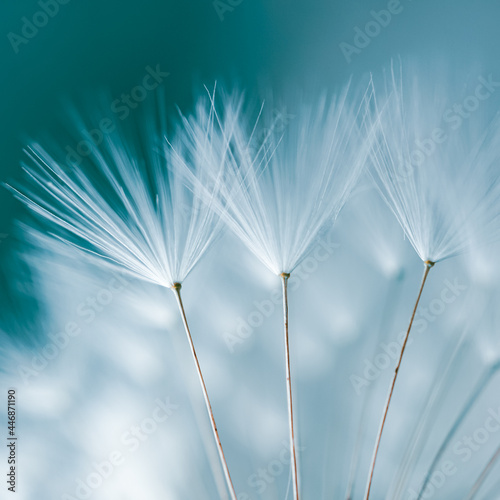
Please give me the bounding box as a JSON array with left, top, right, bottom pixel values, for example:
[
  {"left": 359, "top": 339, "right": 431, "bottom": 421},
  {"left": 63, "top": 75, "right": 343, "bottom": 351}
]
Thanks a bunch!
[
  {"left": 206, "top": 83, "right": 374, "bottom": 276},
  {"left": 369, "top": 65, "right": 500, "bottom": 265},
  {"left": 364, "top": 64, "right": 500, "bottom": 500},
  {"left": 8, "top": 103, "right": 223, "bottom": 289},
  {"left": 7, "top": 95, "right": 239, "bottom": 500}
]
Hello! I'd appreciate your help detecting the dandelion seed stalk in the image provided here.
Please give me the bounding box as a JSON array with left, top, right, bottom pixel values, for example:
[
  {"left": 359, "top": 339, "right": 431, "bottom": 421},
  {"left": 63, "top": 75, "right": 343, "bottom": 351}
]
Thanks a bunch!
[
  {"left": 416, "top": 361, "right": 500, "bottom": 500},
  {"left": 389, "top": 328, "right": 470, "bottom": 499},
  {"left": 171, "top": 282, "right": 237, "bottom": 500},
  {"left": 281, "top": 272, "right": 300, "bottom": 500},
  {"left": 364, "top": 260, "right": 434, "bottom": 500},
  {"left": 464, "top": 444, "right": 500, "bottom": 500}
]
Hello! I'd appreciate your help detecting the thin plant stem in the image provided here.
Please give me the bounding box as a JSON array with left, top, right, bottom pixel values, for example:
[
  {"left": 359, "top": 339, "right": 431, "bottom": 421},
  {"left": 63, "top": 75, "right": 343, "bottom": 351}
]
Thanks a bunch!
[
  {"left": 416, "top": 361, "right": 500, "bottom": 500},
  {"left": 171, "top": 282, "right": 237, "bottom": 500},
  {"left": 389, "top": 329, "right": 470, "bottom": 500},
  {"left": 465, "top": 445, "right": 500, "bottom": 500},
  {"left": 282, "top": 272, "right": 300, "bottom": 500},
  {"left": 364, "top": 260, "right": 435, "bottom": 500}
]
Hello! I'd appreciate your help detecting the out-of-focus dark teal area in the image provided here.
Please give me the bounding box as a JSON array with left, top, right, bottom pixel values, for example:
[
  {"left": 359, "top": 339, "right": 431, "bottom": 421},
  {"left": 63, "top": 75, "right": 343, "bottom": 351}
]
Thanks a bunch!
[
  {"left": 2, "top": 0, "right": 500, "bottom": 227},
  {"left": 1, "top": 0, "right": 500, "bottom": 322}
]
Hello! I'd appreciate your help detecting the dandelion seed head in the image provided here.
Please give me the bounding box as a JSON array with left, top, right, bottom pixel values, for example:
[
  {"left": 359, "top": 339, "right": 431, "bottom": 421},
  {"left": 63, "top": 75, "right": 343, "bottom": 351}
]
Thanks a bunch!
[
  {"left": 192, "top": 83, "right": 374, "bottom": 276},
  {"left": 369, "top": 63, "right": 500, "bottom": 264},
  {"left": 7, "top": 93, "right": 226, "bottom": 288}
]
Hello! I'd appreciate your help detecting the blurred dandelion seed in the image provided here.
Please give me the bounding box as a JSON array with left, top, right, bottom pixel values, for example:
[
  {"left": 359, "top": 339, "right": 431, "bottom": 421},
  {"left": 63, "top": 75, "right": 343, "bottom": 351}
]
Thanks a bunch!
[
  {"left": 465, "top": 444, "right": 500, "bottom": 500},
  {"left": 235, "top": 85, "right": 371, "bottom": 500},
  {"left": 6, "top": 94, "right": 239, "bottom": 500},
  {"left": 416, "top": 360, "right": 500, "bottom": 500},
  {"left": 368, "top": 63, "right": 500, "bottom": 265},
  {"left": 364, "top": 62, "right": 500, "bottom": 499},
  {"left": 389, "top": 328, "right": 472, "bottom": 499}
]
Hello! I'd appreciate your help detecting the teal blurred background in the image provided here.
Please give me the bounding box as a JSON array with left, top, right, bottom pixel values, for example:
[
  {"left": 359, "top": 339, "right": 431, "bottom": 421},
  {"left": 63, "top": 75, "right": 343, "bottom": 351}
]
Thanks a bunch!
[
  {"left": 2, "top": 0, "right": 500, "bottom": 231},
  {"left": 2, "top": 2, "right": 500, "bottom": 499}
]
